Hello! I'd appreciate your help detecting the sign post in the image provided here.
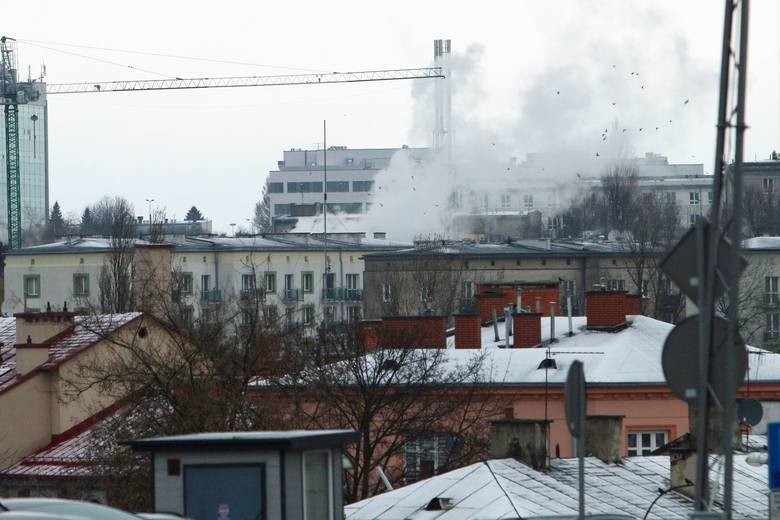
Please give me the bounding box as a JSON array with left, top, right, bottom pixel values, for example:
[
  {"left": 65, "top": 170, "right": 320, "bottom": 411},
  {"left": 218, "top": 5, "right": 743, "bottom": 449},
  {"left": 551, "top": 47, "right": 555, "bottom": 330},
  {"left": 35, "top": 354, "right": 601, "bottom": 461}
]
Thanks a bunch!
[
  {"left": 565, "top": 360, "right": 586, "bottom": 520},
  {"left": 769, "top": 423, "right": 780, "bottom": 519}
]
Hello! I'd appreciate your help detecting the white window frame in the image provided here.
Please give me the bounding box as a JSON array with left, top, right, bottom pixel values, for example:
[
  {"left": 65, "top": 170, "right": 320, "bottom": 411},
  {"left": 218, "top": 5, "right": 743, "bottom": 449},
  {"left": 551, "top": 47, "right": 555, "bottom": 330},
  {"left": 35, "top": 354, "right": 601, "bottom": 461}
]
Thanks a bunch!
[
  {"left": 302, "top": 450, "right": 333, "bottom": 520},
  {"left": 766, "top": 276, "right": 779, "bottom": 305},
  {"left": 689, "top": 214, "right": 697, "bottom": 227},
  {"left": 664, "top": 191, "right": 676, "bottom": 204},
  {"left": 346, "top": 273, "right": 360, "bottom": 290},
  {"left": 607, "top": 279, "right": 624, "bottom": 291},
  {"left": 764, "top": 178, "right": 774, "bottom": 193},
  {"left": 766, "top": 313, "right": 780, "bottom": 341},
  {"left": 523, "top": 194, "right": 534, "bottom": 209},
  {"left": 689, "top": 191, "right": 700, "bottom": 205},
  {"left": 627, "top": 431, "right": 667, "bottom": 456},
  {"left": 382, "top": 283, "right": 392, "bottom": 303},
  {"left": 500, "top": 193, "right": 511, "bottom": 209}
]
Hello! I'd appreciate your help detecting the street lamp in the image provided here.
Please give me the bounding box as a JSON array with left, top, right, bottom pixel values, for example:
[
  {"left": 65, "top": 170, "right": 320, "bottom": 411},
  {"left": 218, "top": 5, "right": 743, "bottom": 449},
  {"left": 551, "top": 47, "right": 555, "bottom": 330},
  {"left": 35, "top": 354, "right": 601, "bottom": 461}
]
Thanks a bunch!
[
  {"left": 145, "top": 199, "right": 154, "bottom": 228},
  {"left": 230, "top": 223, "right": 236, "bottom": 237}
]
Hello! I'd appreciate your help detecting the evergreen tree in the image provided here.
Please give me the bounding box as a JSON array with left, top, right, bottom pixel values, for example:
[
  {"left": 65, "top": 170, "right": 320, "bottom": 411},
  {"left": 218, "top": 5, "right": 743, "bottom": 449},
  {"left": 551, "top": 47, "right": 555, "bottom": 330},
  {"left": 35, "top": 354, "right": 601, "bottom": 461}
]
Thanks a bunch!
[
  {"left": 185, "top": 206, "right": 204, "bottom": 222},
  {"left": 81, "top": 207, "right": 93, "bottom": 235},
  {"left": 253, "top": 181, "right": 272, "bottom": 233},
  {"left": 49, "top": 201, "right": 65, "bottom": 237}
]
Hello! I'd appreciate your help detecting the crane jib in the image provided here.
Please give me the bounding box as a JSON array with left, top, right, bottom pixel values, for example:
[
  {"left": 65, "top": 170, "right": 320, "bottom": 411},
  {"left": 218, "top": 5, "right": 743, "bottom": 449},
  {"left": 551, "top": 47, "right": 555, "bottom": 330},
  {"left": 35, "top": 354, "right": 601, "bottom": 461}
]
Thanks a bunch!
[{"left": 46, "top": 68, "right": 445, "bottom": 94}]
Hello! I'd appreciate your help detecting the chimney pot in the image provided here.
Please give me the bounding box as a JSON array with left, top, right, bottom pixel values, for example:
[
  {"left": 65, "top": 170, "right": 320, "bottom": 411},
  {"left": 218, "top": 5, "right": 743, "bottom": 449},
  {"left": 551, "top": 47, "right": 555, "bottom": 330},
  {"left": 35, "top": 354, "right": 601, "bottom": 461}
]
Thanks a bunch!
[
  {"left": 585, "top": 415, "right": 623, "bottom": 463},
  {"left": 490, "top": 419, "right": 550, "bottom": 470},
  {"left": 512, "top": 312, "right": 542, "bottom": 348},
  {"left": 454, "top": 314, "right": 481, "bottom": 349},
  {"left": 585, "top": 290, "right": 627, "bottom": 330}
]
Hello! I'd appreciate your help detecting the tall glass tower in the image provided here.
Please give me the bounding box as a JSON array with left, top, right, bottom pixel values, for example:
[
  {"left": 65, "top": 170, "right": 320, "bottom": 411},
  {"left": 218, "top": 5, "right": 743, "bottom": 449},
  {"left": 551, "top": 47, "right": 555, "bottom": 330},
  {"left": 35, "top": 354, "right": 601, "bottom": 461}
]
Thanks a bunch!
[{"left": 0, "top": 80, "right": 48, "bottom": 246}]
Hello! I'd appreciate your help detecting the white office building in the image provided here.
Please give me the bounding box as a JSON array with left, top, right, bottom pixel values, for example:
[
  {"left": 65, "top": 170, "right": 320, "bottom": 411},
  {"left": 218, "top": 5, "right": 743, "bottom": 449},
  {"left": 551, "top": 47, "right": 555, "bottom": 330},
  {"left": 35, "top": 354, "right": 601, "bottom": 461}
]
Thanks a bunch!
[{"left": 267, "top": 146, "right": 430, "bottom": 228}]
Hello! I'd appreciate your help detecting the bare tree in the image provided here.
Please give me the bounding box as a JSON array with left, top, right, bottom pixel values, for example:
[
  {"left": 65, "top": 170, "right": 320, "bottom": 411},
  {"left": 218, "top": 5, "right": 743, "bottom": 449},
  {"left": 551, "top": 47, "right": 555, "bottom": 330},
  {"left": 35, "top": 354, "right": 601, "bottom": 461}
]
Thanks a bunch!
[
  {"left": 276, "top": 326, "right": 500, "bottom": 503},
  {"left": 94, "top": 197, "right": 136, "bottom": 313}
]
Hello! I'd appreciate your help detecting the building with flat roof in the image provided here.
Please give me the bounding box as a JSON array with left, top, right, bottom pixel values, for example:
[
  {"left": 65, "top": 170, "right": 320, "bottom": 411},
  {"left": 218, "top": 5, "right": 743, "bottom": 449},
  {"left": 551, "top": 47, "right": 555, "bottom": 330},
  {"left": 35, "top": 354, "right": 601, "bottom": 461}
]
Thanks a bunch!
[
  {"left": 3, "top": 234, "right": 410, "bottom": 326},
  {"left": 267, "top": 146, "right": 430, "bottom": 228}
]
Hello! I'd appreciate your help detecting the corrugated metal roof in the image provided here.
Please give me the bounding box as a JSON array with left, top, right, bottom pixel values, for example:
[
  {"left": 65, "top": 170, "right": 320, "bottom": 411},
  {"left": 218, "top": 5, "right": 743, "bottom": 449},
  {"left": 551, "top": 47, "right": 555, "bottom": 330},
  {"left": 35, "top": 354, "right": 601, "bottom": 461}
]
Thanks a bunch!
[{"left": 345, "top": 455, "right": 769, "bottom": 520}]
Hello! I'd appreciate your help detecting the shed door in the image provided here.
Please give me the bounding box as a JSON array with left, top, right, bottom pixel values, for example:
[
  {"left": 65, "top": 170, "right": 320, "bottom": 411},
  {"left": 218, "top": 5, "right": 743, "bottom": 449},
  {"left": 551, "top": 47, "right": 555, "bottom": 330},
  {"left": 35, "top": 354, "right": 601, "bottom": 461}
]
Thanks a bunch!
[{"left": 184, "top": 464, "right": 265, "bottom": 520}]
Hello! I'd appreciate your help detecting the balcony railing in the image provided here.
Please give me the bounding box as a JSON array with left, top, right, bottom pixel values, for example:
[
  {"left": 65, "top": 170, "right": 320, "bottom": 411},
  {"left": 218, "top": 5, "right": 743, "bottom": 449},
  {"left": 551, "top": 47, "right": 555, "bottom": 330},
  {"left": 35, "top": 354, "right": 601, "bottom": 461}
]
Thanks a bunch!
[
  {"left": 281, "top": 288, "right": 303, "bottom": 301},
  {"left": 200, "top": 289, "right": 223, "bottom": 303},
  {"left": 764, "top": 294, "right": 780, "bottom": 306},
  {"left": 323, "top": 287, "right": 363, "bottom": 301},
  {"left": 240, "top": 288, "right": 266, "bottom": 301}
]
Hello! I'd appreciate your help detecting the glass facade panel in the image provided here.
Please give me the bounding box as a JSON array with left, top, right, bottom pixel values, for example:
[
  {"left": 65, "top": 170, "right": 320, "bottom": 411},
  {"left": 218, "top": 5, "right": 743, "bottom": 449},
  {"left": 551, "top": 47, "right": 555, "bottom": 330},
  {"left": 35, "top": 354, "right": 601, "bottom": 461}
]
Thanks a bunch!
[
  {"left": 325, "top": 181, "right": 349, "bottom": 192},
  {"left": 0, "top": 100, "right": 48, "bottom": 245},
  {"left": 352, "top": 181, "right": 374, "bottom": 192},
  {"left": 268, "top": 182, "right": 284, "bottom": 193}
]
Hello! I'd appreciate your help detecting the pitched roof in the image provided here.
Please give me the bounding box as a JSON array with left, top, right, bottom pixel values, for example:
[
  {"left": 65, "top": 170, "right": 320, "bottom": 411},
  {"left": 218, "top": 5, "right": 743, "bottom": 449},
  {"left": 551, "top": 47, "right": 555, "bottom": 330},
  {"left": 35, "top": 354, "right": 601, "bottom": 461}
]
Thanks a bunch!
[
  {"left": 345, "top": 455, "right": 767, "bottom": 520},
  {"left": 0, "top": 312, "right": 142, "bottom": 393}
]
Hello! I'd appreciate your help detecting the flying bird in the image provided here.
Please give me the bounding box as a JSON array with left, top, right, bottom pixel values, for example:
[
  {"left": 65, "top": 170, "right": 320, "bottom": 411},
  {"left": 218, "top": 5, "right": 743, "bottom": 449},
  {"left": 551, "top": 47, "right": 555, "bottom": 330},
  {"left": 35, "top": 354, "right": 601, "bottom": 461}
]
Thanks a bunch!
[
  {"left": 596, "top": 152, "right": 600, "bottom": 157},
  {"left": 611, "top": 102, "right": 617, "bottom": 106},
  {"left": 641, "top": 85, "right": 645, "bottom": 89},
  {"left": 556, "top": 91, "right": 560, "bottom": 95},
  {"left": 655, "top": 127, "right": 659, "bottom": 130},
  {"left": 639, "top": 128, "right": 643, "bottom": 131},
  {"left": 684, "top": 99, "right": 690, "bottom": 104},
  {"left": 622, "top": 128, "right": 627, "bottom": 132},
  {"left": 669, "top": 119, "right": 673, "bottom": 123}
]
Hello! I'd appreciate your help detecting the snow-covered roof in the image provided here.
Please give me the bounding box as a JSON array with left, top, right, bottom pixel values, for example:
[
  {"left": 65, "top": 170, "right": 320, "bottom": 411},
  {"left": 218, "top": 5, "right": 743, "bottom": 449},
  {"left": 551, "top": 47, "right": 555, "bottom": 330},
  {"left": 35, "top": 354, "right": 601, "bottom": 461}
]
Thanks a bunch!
[
  {"left": 345, "top": 455, "right": 767, "bottom": 520},
  {"left": 442, "top": 315, "right": 780, "bottom": 386},
  {"left": 125, "top": 430, "right": 359, "bottom": 450}
]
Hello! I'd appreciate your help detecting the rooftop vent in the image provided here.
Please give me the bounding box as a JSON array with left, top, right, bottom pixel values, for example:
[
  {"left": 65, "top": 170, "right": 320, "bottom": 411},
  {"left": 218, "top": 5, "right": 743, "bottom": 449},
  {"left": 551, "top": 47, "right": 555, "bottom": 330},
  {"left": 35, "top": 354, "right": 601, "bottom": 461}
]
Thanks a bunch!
[{"left": 425, "top": 497, "right": 455, "bottom": 511}]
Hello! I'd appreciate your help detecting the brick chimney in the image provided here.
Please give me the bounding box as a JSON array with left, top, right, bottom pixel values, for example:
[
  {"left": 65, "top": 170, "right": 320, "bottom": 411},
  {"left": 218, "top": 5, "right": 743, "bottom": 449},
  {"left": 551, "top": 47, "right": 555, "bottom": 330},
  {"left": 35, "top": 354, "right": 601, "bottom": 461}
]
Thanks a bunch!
[
  {"left": 585, "top": 290, "right": 627, "bottom": 330},
  {"left": 475, "top": 292, "right": 506, "bottom": 325},
  {"left": 454, "top": 314, "right": 481, "bottom": 349},
  {"left": 512, "top": 312, "right": 542, "bottom": 348},
  {"left": 625, "top": 294, "right": 642, "bottom": 316},
  {"left": 14, "top": 311, "right": 77, "bottom": 376},
  {"left": 585, "top": 415, "right": 623, "bottom": 463},
  {"left": 489, "top": 419, "right": 550, "bottom": 469},
  {"left": 133, "top": 243, "right": 174, "bottom": 313},
  {"left": 357, "top": 319, "right": 382, "bottom": 350},
  {"left": 381, "top": 316, "right": 447, "bottom": 348}
]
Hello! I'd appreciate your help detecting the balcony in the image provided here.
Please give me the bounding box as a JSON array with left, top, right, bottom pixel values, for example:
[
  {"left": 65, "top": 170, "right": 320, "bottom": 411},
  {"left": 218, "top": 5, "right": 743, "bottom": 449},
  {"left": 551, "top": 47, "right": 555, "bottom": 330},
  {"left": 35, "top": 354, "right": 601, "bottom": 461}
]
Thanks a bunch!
[
  {"left": 323, "top": 287, "right": 363, "bottom": 301},
  {"left": 200, "top": 289, "right": 223, "bottom": 303},
  {"left": 240, "top": 288, "right": 266, "bottom": 301},
  {"left": 281, "top": 288, "right": 303, "bottom": 301}
]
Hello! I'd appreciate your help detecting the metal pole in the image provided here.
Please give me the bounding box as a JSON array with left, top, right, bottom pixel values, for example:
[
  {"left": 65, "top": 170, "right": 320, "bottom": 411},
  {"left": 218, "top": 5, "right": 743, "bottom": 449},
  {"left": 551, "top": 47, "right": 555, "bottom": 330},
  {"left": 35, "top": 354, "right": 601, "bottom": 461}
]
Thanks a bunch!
[
  {"left": 694, "top": 217, "right": 712, "bottom": 510},
  {"left": 567, "top": 293, "right": 574, "bottom": 337},
  {"left": 722, "top": 2, "right": 750, "bottom": 516},
  {"left": 578, "top": 381, "right": 586, "bottom": 520},
  {"left": 693, "top": 0, "right": 738, "bottom": 510}
]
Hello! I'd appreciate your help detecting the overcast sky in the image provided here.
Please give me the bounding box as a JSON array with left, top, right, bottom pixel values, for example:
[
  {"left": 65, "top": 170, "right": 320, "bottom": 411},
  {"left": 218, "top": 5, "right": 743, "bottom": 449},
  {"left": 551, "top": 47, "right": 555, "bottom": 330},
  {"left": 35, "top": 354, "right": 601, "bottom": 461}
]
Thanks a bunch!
[{"left": 8, "top": 0, "right": 779, "bottom": 233}]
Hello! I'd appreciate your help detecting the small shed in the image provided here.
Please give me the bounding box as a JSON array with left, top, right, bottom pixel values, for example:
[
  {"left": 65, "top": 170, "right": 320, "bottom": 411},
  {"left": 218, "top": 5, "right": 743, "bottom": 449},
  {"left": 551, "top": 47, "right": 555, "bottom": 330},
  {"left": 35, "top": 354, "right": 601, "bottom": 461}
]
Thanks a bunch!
[{"left": 124, "top": 430, "right": 359, "bottom": 520}]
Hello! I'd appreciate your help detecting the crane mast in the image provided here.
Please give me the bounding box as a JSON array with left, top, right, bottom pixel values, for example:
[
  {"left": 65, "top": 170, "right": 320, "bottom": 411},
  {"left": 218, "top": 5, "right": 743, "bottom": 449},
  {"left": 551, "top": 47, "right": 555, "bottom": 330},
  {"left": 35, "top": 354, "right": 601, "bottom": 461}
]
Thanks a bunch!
[
  {"left": 0, "top": 36, "right": 443, "bottom": 249},
  {"left": 1, "top": 36, "right": 22, "bottom": 249}
]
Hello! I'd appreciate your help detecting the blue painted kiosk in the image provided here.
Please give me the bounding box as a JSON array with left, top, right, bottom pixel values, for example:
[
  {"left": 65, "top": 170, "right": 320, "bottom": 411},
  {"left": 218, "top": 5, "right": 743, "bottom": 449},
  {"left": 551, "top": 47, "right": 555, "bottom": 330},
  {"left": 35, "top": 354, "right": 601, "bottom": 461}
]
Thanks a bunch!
[{"left": 124, "top": 430, "right": 359, "bottom": 520}]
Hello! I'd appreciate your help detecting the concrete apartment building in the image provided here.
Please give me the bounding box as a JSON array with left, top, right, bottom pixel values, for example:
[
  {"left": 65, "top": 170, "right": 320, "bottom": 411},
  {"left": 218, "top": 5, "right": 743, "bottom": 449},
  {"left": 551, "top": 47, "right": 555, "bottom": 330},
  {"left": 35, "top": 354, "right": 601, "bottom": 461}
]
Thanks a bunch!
[
  {"left": 267, "top": 146, "right": 430, "bottom": 228},
  {"left": 3, "top": 234, "right": 408, "bottom": 326},
  {"left": 361, "top": 238, "right": 678, "bottom": 321}
]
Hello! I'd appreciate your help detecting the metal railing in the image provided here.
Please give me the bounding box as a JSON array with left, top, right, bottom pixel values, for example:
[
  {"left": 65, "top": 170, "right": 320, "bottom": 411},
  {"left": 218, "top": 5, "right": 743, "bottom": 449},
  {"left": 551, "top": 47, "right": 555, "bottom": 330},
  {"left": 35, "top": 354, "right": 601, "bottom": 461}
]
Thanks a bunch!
[
  {"left": 200, "top": 289, "right": 223, "bottom": 303},
  {"left": 323, "top": 287, "right": 363, "bottom": 301},
  {"left": 281, "top": 288, "right": 303, "bottom": 301},
  {"left": 240, "top": 288, "right": 266, "bottom": 301}
]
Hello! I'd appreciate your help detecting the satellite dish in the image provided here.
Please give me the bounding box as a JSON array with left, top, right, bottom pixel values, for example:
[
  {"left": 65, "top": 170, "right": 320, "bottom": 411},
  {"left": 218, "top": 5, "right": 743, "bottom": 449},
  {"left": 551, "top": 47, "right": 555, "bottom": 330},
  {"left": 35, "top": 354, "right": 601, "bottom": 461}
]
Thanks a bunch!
[
  {"left": 565, "top": 360, "right": 586, "bottom": 438},
  {"left": 662, "top": 315, "right": 747, "bottom": 404},
  {"left": 738, "top": 398, "right": 763, "bottom": 426}
]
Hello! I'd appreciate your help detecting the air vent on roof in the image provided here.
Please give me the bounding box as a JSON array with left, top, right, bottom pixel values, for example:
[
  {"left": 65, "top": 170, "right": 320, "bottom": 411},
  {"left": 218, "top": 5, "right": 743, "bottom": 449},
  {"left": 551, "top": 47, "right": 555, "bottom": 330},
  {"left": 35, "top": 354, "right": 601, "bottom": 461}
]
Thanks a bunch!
[{"left": 425, "top": 497, "right": 455, "bottom": 511}]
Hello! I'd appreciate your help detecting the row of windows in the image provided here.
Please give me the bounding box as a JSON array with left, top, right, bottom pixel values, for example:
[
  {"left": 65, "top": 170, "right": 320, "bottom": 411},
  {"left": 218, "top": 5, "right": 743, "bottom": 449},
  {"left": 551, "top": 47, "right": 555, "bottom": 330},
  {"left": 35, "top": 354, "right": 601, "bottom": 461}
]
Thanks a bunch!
[
  {"left": 273, "top": 202, "right": 364, "bottom": 216},
  {"left": 277, "top": 180, "right": 376, "bottom": 194},
  {"left": 23, "top": 272, "right": 361, "bottom": 302},
  {"left": 403, "top": 430, "right": 669, "bottom": 482},
  {"left": 23, "top": 274, "right": 90, "bottom": 299}
]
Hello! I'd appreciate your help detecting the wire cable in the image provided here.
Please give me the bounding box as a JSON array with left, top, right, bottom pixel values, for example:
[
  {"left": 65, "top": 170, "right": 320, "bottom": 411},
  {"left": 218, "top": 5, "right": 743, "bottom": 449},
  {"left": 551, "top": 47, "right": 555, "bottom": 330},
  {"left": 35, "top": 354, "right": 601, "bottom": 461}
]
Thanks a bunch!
[
  {"left": 16, "top": 37, "right": 328, "bottom": 74},
  {"left": 19, "top": 40, "right": 179, "bottom": 79}
]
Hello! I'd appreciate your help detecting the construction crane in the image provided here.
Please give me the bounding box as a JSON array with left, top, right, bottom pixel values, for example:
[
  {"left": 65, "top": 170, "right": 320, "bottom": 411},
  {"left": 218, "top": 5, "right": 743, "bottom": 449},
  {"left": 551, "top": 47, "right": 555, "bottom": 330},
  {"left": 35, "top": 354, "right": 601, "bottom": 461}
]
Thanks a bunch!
[{"left": 0, "top": 37, "right": 443, "bottom": 249}]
